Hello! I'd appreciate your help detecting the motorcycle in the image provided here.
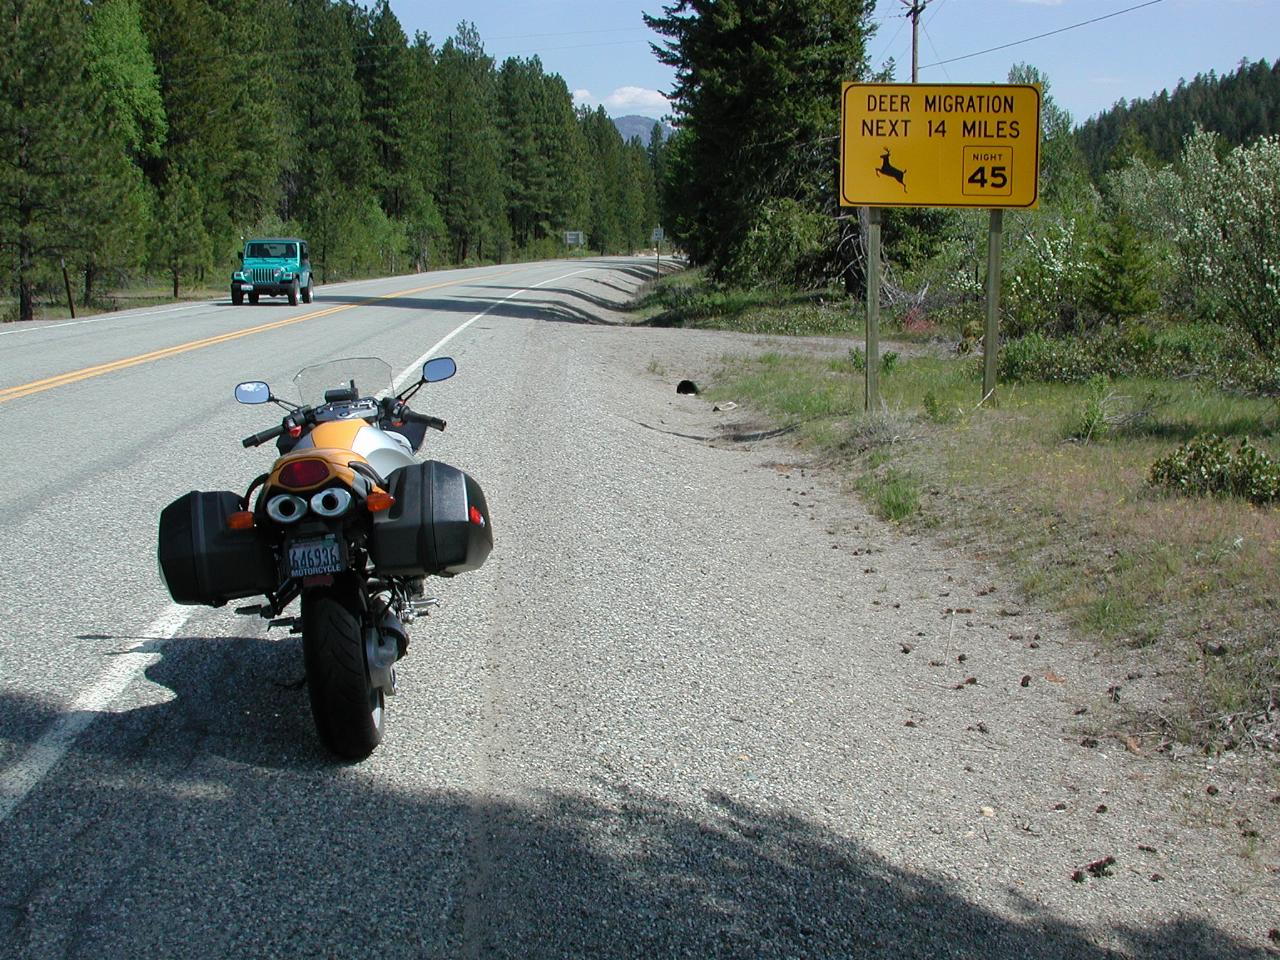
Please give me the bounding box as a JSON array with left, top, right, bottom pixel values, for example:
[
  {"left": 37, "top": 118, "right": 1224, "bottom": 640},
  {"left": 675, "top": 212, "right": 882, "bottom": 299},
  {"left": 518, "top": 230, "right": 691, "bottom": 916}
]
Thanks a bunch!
[{"left": 158, "top": 356, "right": 492, "bottom": 759}]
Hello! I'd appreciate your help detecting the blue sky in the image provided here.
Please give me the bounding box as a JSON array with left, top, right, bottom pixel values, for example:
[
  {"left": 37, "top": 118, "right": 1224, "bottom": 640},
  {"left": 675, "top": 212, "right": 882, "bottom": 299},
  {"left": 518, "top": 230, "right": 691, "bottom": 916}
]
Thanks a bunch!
[{"left": 389, "top": 0, "right": 1279, "bottom": 126}]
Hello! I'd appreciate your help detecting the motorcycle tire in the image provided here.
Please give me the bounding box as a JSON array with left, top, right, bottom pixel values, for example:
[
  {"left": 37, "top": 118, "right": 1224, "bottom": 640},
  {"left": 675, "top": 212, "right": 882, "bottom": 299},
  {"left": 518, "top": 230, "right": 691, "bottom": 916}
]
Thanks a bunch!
[{"left": 302, "top": 577, "right": 384, "bottom": 760}]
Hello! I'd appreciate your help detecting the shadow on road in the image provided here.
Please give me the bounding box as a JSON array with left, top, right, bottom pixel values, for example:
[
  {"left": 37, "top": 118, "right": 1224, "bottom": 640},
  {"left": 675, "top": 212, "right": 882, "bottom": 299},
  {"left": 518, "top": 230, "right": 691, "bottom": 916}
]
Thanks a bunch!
[{"left": 0, "top": 636, "right": 1267, "bottom": 959}]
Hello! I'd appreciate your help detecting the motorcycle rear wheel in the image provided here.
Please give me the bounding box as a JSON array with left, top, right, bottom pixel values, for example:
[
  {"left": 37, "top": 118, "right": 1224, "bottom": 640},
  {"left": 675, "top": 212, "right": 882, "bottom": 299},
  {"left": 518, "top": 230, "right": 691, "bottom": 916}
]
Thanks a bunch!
[{"left": 302, "top": 577, "right": 385, "bottom": 759}]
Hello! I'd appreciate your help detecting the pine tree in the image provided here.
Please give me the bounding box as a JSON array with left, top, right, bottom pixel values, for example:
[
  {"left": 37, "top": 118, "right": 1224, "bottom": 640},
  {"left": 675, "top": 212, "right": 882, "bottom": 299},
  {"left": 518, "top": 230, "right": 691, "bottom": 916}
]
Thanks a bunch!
[
  {"left": 435, "top": 23, "right": 504, "bottom": 263},
  {"left": 152, "top": 168, "right": 211, "bottom": 297},
  {"left": 0, "top": 0, "right": 122, "bottom": 321},
  {"left": 645, "top": 0, "right": 874, "bottom": 278},
  {"left": 85, "top": 0, "right": 168, "bottom": 162},
  {"left": 357, "top": 1, "right": 422, "bottom": 223},
  {"left": 284, "top": 0, "right": 374, "bottom": 278},
  {"left": 1086, "top": 213, "right": 1157, "bottom": 323}
]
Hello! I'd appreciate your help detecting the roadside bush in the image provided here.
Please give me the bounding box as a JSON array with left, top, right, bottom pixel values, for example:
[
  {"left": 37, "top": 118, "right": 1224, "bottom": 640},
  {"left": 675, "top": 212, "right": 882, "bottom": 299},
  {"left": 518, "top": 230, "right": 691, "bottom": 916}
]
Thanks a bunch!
[
  {"left": 1176, "top": 129, "right": 1280, "bottom": 360},
  {"left": 723, "top": 198, "right": 835, "bottom": 289},
  {"left": 1148, "top": 434, "right": 1280, "bottom": 505},
  {"left": 1003, "top": 214, "right": 1093, "bottom": 337},
  {"left": 999, "top": 322, "right": 1261, "bottom": 388}
]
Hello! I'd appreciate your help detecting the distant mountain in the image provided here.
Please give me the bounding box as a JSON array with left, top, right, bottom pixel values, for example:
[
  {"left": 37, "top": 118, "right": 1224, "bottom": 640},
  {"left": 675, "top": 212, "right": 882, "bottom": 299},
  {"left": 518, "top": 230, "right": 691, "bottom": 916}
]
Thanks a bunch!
[{"left": 612, "top": 115, "right": 672, "bottom": 144}]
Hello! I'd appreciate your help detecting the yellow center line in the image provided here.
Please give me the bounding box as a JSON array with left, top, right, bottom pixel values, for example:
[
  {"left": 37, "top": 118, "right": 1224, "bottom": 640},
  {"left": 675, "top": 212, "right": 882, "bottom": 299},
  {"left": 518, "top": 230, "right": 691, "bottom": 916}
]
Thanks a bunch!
[{"left": 0, "top": 270, "right": 525, "bottom": 405}]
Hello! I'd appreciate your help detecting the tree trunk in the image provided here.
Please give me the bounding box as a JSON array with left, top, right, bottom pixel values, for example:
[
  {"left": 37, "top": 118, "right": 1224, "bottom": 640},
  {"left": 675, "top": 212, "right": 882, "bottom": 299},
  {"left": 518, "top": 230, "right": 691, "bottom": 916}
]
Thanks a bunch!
[
  {"left": 172, "top": 268, "right": 179, "bottom": 299},
  {"left": 83, "top": 263, "right": 95, "bottom": 307},
  {"left": 17, "top": 229, "right": 34, "bottom": 323}
]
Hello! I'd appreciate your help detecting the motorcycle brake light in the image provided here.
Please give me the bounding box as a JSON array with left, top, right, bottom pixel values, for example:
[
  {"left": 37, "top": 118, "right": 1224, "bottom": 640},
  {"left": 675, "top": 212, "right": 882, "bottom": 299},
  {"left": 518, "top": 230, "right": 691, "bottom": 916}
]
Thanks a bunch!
[
  {"left": 366, "top": 491, "right": 395, "bottom": 512},
  {"left": 469, "top": 505, "right": 486, "bottom": 527},
  {"left": 288, "top": 424, "right": 302, "bottom": 438},
  {"left": 278, "top": 458, "right": 330, "bottom": 488},
  {"left": 227, "top": 510, "right": 255, "bottom": 530}
]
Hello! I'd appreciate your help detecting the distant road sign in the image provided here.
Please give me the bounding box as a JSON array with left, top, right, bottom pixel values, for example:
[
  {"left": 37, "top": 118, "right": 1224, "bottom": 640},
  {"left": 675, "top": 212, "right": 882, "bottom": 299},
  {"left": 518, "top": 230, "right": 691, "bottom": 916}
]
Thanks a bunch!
[
  {"left": 840, "top": 83, "right": 1041, "bottom": 209},
  {"left": 564, "top": 230, "right": 585, "bottom": 246},
  {"left": 651, "top": 227, "right": 664, "bottom": 243}
]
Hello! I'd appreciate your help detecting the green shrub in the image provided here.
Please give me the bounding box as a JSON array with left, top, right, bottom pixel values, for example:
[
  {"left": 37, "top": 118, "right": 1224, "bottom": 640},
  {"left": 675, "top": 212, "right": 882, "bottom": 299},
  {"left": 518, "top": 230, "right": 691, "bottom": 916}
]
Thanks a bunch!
[
  {"left": 1148, "top": 434, "right": 1280, "bottom": 505},
  {"left": 1070, "top": 374, "right": 1115, "bottom": 442},
  {"left": 999, "top": 323, "right": 1266, "bottom": 389},
  {"left": 856, "top": 467, "right": 921, "bottom": 521}
]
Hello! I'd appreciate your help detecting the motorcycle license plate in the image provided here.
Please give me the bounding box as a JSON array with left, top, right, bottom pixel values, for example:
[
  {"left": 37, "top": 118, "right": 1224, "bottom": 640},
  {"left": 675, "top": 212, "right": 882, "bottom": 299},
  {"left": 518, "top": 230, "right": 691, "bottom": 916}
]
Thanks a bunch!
[{"left": 288, "top": 536, "right": 344, "bottom": 577}]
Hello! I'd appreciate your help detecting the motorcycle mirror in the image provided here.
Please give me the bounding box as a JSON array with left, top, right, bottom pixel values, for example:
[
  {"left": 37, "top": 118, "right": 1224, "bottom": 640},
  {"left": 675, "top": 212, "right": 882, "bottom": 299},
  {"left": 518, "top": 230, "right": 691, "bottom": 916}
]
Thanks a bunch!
[
  {"left": 422, "top": 356, "right": 456, "bottom": 384},
  {"left": 234, "top": 381, "right": 271, "bottom": 405}
]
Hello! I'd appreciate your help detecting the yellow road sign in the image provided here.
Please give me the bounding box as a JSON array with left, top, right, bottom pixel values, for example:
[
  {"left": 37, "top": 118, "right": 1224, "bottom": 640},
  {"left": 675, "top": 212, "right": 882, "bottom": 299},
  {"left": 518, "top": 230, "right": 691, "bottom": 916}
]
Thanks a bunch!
[{"left": 839, "top": 83, "right": 1041, "bottom": 209}]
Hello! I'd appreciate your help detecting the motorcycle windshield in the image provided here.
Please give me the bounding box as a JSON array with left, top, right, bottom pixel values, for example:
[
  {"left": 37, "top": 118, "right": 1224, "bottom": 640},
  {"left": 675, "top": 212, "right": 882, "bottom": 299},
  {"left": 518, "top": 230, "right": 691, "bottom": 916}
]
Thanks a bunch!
[{"left": 293, "top": 357, "right": 393, "bottom": 406}]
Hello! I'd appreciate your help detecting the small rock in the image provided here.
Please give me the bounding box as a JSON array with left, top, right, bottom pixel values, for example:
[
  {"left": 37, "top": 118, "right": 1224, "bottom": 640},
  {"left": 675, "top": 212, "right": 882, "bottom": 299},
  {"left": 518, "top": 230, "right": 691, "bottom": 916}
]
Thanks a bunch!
[
  {"left": 1080, "top": 737, "right": 1100, "bottom": 749},
  {"left": 980, "top": 806, "right": 996, "bottom": 818},
  {"left": 676, "top": 379, "right": 699, "bottom": 395},
  {"left": 1138, "top": 844, "right": 1157, "bottom": 853},
  {"left": 1150, "top": 873, "right": 1164, "bottom": 882},
  {"left": 1053, "top": 802, "right": 1068, "bottom": 811},
  {"left": 1096, "top": 804, "right": 1108, "bottom": 814},
  {"left": 1206, "top": 785, "right": 1220, "bottom": 796},
  {"left": 1085, "top": 855, "right": 1117, "bottom": 878},
  {"left": 1020, "top": 675, "right": 1031, "bottom": 687}
]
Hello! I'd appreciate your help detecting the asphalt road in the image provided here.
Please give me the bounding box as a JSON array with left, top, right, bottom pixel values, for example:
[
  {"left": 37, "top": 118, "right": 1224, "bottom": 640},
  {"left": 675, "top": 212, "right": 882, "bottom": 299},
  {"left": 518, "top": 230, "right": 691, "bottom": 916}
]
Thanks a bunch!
[{"left": 0, "top": 258, "right": 1275, "bottom": 959}]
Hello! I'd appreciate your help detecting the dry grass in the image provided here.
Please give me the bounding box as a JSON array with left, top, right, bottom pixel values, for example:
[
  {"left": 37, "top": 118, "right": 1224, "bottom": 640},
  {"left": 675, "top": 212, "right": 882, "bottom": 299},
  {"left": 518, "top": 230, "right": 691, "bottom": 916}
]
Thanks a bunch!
[{"left": 710, "top": 348, "right": 1280, "bottom": 750}]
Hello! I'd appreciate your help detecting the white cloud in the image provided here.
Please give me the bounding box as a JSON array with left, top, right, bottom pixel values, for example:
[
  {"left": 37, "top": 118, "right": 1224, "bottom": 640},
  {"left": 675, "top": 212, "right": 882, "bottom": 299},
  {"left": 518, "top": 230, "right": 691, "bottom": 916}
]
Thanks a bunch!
[
  {"left": 602, "top": 86, "right": 671, "bottom": 116},
  {"left": 572, "top": 88, "right": 593, "bottom": 107}
]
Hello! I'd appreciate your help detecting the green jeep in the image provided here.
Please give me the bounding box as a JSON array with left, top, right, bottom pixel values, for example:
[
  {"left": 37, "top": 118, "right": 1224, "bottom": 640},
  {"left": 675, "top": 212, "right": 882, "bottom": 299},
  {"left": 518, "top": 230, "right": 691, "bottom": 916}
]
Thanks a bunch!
[{"left": 231, "top": 237, "right": 313, "bottom": 306}]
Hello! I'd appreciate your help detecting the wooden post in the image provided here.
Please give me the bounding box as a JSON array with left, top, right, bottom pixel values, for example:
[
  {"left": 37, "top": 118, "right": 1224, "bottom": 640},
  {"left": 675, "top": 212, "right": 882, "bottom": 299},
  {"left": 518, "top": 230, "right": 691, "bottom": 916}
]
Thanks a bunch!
[
  {"left": 982, "top": 209, "right": 1003, "bottom": 404},
  {"left": 865, "top": 207, "right": 882, "bottom": 411},
  {"left": 61, "top": 259, "right": 75, "bottom": 319}
]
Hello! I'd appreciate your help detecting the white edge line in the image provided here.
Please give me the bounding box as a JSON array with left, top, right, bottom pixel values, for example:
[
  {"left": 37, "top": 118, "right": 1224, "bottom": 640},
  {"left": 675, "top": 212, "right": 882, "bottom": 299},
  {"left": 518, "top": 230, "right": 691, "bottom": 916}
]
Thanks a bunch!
[
  {"left": 0, "top": 603, "right": 191, "bottom": 824},
  {"left": 392, "top": 268, "right": 596, "bottom": 391}
]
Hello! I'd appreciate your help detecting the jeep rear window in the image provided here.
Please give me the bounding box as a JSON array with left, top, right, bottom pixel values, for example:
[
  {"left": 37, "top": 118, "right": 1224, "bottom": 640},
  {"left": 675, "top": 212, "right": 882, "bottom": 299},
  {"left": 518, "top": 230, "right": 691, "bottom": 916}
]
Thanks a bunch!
[{"left": 247, "top": 242, "right": 296, "bottom": 258}]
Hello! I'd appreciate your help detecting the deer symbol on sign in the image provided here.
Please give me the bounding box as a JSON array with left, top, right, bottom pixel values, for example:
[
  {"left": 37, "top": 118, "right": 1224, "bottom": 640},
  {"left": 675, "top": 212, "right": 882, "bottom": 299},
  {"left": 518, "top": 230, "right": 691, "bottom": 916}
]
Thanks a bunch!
[{"left": 875, "top": 149, "right": 907, "bottom": 192}]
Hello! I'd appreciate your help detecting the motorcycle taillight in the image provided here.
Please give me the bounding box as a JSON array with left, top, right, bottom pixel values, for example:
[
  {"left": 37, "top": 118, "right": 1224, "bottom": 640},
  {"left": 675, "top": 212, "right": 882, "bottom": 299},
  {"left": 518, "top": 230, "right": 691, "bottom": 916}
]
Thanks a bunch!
[{"left": 278, "top": 458, "right": 330, "bottom": 489}]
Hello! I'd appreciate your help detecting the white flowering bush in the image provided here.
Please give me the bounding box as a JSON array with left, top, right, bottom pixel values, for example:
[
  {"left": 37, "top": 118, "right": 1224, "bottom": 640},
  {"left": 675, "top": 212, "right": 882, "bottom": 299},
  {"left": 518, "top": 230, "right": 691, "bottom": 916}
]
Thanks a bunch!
[
  {"left": 1003, "top": 214, "right": 1093, "bottom": 336},
  {"left": 1175, "top": 129, "right": 1280, "bottom": 359}
]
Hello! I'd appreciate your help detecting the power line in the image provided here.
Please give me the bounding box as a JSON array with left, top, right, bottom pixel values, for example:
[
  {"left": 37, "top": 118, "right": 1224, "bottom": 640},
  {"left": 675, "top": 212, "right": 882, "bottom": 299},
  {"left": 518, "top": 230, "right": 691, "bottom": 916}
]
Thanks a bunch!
[{"left": 919, "top": 0, "right": 1165, "bottom": 70}]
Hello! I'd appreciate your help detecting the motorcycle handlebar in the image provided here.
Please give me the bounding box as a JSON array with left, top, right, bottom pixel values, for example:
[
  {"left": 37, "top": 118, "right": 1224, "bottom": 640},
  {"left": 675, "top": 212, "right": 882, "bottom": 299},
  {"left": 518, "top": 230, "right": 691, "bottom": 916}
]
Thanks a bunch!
[
  {"left": 399, "top": 410, "right": 447, "bottom": 431},
  {"left": 242, "top": 423, "right": 286, "bottom": 447}
]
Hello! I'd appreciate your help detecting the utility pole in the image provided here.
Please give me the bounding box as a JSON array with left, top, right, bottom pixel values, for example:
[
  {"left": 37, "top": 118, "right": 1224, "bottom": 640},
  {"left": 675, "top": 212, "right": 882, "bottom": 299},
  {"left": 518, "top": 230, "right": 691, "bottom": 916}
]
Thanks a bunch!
[{"left": 901, "top": 0, "right": 930, "bottom": 83}]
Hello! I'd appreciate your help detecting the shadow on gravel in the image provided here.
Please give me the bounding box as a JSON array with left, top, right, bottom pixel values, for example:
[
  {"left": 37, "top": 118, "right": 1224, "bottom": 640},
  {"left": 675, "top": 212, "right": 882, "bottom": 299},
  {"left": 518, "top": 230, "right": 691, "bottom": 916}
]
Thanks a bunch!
[{"left": 0, "top": 637, "right": 1267, "bottom": 959}]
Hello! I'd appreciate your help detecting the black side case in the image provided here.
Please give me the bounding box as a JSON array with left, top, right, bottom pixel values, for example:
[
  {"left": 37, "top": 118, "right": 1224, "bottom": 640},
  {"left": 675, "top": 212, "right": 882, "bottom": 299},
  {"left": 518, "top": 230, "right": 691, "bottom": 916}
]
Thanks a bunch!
[
  {"left": 369, "top": 461, "right": 493, "bottom": 577},
  {"left": 158, "top": 491, "right": 276, "bottom": 606}
]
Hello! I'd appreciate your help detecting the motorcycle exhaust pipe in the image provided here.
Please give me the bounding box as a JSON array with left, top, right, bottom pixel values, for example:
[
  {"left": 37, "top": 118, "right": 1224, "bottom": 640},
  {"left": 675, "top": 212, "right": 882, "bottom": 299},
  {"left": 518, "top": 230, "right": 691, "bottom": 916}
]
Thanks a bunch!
[
  {"left": 265, "top": 493, "right": 308, "bottom": 524},
  {"left": 310, "top": 487, "right": 352, "bottom": 518}
]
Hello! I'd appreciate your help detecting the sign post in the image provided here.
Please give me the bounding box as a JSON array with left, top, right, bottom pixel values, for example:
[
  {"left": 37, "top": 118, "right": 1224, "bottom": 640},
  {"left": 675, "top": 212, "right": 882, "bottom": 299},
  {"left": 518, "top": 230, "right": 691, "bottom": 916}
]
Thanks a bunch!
[
  {"left": 652, "top": 227, "right": 664, "bottom": 276},
  {"left": 865, "top": 209, "right": 881, "bottom": 411},
  {"left": 839, "top": 83, "right": 1040, "bottom": 405},
  {"left": 983, "top": 210, "right": 1004, "bottom": 403}
]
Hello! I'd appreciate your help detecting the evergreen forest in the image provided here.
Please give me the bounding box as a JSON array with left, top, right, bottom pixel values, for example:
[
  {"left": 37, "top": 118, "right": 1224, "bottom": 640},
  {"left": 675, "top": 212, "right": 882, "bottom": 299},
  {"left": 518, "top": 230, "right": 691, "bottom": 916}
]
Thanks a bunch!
[{"left": 1, "top": 0, "right": 666, "bottom": 321}]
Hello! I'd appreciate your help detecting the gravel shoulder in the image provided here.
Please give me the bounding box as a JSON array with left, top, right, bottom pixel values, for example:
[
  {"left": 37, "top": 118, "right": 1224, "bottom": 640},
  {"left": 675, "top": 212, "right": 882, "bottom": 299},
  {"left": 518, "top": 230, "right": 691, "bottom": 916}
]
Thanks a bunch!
[{"left": 448, "top": 261, "right": 1280, "bottom": 958}]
